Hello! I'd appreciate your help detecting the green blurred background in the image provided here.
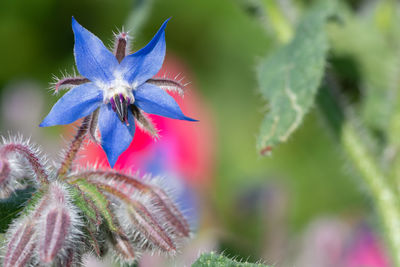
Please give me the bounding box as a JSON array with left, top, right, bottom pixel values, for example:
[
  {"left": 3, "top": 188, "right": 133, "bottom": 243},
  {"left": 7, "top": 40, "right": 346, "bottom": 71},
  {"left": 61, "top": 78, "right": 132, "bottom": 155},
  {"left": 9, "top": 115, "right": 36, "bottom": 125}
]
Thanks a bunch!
[{"left": 0, "top": 0, "right": 392, "bottom": 266}]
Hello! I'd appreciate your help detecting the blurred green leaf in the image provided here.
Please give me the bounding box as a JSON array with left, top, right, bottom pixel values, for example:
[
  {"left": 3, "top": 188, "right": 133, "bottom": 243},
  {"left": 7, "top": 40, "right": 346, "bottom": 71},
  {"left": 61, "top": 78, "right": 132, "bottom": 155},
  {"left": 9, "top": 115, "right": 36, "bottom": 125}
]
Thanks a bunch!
[
  {"left": 192, "top": 252, "right": 271, "bottom": 267},
  {"left": 257, "top": 2, "right": 333, "bottom": 153},
  {"left": 0, "top": 187, "right": 35, "bottom": 233}
]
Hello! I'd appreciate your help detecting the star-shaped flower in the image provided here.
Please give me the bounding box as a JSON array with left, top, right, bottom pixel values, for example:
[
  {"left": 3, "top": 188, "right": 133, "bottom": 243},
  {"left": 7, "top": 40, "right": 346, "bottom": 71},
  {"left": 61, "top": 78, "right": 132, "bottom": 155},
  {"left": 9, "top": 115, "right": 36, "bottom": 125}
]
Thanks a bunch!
[{"left": 40, "top": 17, "right": 196, "bottom": 167}]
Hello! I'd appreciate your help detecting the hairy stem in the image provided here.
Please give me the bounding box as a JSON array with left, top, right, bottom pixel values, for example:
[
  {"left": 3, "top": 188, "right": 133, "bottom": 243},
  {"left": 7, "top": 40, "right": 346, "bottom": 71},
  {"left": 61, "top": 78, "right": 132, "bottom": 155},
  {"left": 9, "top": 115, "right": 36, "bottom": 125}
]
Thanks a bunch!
[
  {"left": 342, "top": 122, "right": 400, "bottom": 266},
  {"left": 261, "top": 0, "right": 293, "bottom": 43},
  {"left": 318, "top": 82, "right": 400, "bottom": 266},
  {"left": 57, "top": 116, "right": 90, "bottom": 178}
]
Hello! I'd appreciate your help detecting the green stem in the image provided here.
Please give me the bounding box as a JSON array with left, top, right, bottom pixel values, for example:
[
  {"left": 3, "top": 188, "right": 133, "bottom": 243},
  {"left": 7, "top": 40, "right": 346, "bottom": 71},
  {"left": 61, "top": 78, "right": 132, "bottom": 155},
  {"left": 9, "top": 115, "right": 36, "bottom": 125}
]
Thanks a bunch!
[
  {"left": 317, "top": 84, "right": 400, "bottom": 266},
  {"left": 262, "top": 0, "right": 293, "bottom": 43},
  {"left": 342, "top": 122, "right": 400, "bottom": 266}
]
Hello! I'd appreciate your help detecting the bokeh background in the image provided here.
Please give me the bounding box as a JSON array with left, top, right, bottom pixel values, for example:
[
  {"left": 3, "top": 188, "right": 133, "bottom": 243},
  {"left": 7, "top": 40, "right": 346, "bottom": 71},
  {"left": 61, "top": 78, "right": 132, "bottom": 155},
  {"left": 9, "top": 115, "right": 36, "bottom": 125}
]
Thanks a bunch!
[{"left": 0, "top": 0, "right": 395, "bottom": 266}]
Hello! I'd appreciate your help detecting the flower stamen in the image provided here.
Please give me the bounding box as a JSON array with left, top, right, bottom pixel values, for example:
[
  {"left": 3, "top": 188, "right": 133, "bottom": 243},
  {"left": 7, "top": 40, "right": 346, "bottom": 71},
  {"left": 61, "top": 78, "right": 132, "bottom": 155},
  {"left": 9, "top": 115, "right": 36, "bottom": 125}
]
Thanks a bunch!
[{"left": 113, "top": 94, "right": 129, "bottom": 125}]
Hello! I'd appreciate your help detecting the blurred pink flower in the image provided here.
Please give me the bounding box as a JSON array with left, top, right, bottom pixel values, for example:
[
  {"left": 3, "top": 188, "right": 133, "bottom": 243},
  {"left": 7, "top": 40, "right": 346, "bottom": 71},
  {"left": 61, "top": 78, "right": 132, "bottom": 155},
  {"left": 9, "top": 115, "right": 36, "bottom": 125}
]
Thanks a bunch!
[
  {"left": 293, "top": 218, "right": 390, "bottom": 267},
  {"left": 344, "top": 225, "right": 390, "bottom": 267}
]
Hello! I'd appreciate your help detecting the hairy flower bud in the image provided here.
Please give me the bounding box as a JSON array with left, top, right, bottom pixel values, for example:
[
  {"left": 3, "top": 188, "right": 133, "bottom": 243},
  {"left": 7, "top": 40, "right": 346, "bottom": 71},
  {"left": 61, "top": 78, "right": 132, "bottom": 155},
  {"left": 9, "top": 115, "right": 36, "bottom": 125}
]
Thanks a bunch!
[
  {"left": 85, "top": 172, "right": 190, "bottom": 238},
  {"left": 106, "top": 185, "right": 182, "bottom": 254},
  {"left": 0, "top": 152, "right": 29, "bottom": 198},
  {"left": 36, "top": 183, "right": 82, "bottom": 264},
  {"left": 0, "top": 158, "right": 10, "bottom": 182},
  {"left": 3, "top": 216, "right": 36, "bottom": 267},
  {"left": 0, "top": 159, "right": 11, "bottom": 192},
  {"left": 0, "top": 137, "right": 49, "bottom": 198}
]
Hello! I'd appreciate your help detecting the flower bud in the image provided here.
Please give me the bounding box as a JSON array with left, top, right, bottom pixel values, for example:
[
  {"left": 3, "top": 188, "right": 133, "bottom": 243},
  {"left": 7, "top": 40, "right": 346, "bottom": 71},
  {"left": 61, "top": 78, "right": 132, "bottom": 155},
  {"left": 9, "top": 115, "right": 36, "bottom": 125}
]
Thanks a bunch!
[
  {"left": 36, "top": 183, "right": 81, "bottom": 264},
  {"left": 113, "top": 31, "right": 130, "bottom": 63},
  {"left": 111, "top": 190, "right": 178, "bottom": 254},
  {"left": 0, "top": 155, "right": 26, "bottom": 198},
  {"left": 0, "top": 138, "right": 49, "bottom": 197},
  {"left": 87, "top": 172, "right": 190, "bottom": 238}
]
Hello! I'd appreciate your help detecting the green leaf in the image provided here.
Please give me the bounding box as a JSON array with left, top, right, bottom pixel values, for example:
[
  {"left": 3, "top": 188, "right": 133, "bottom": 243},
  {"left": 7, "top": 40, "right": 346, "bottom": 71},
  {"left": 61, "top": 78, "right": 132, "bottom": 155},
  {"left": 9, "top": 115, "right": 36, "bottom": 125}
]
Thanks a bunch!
[
  {"left": 257, "top": 2, "right": 334, "bottom": 154},
  {"left": 0, "top": 187, "right": 35, "bottom": 233},
  {"left": 69, "top": 185, "right": 98, "bottom": 223},
  {"left": 192, "top": 252, "right": 271, "bottom": 267}
]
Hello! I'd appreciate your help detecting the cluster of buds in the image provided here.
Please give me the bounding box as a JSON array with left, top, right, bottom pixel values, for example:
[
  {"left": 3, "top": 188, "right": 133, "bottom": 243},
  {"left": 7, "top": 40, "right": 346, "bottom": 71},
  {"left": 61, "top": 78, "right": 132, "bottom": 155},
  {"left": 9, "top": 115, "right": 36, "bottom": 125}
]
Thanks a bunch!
[{"left": 0, "top": 117, "right": 190, "bottom": 266}]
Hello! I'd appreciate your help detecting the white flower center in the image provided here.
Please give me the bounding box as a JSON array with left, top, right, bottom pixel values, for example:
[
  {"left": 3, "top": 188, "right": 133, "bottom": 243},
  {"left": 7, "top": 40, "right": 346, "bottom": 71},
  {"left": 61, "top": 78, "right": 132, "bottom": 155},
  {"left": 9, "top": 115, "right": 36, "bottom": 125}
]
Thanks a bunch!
[{"left": 102, "top": 79, "right": 134, "bottom": 104}]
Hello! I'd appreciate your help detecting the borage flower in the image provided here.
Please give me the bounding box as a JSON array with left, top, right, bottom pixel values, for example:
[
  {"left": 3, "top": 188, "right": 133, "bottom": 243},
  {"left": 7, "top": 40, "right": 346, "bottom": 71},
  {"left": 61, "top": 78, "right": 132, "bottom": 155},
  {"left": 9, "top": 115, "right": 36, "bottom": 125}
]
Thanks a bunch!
[{"left": 40, "top": 17, "right": 196, "bottom": 167}]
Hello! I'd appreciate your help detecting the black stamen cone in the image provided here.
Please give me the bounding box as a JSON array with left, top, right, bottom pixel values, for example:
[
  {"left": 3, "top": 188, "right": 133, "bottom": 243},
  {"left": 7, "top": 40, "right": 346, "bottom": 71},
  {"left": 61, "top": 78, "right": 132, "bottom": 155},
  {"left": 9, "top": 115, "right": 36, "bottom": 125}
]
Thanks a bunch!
[{"left": 113, "top": 95, "right": 128, "bottom": 123}]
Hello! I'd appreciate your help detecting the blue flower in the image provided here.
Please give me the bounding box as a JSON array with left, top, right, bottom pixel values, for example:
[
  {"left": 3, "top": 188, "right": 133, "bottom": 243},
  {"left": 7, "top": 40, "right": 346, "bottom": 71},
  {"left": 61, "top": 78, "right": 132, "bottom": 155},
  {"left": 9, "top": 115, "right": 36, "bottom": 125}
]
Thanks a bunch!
[{"left": 40, "top": 17, "right": 196, "bottom": 167}]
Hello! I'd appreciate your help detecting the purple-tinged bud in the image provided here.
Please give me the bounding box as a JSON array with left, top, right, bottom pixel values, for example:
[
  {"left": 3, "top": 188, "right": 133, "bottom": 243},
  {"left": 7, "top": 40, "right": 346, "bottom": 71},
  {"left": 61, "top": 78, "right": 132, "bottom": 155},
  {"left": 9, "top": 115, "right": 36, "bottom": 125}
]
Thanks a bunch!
[
  {"left": 0, "top": 137, "right": 49, "bottom": 186},
  {"left": 127, "top": 201, "right": 176, "bottom": 253},
  {"left": 36, "top": 182, "right": 82, "bottom": 265},
  {"left": 114, "top": 31, "right": 130, "bottom": 63},
  {"left": 106, "top": 187, "right": 177, "bottom": 254},
  {"left": 3, "top": 216, "right": 36, "bottom": 267},
  {"left": 84, "top": 172, "right": 189, "bottom": 237},
  {"left": 149, "top": 185, "right": 191, "bottom": 237},
  {"left": 39, "top": 208, "right": 71, "bottom": 263},
  {"left": 0, "top": 156, "right": 26, "bottom": 198},
  {"left": 0, "top": 146, "right": 37, "bottom": 198}
]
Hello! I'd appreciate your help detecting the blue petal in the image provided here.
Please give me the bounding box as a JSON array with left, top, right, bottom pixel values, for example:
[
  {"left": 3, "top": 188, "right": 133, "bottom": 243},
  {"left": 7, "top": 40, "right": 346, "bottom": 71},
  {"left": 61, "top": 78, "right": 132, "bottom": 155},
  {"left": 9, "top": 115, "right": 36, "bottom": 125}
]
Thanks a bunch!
[
  {"left": 72, "top": 17, "right": 118, "bottom": 84},
  {"left": 98, "top": 104, "right": 135, "bottom": 167},
  {"left": 40, "top": 83, "right": 103, "bottom": 127},
  {"left": 119, "top": 19, "right": 169, "bottom": 86},
  {"left": 134, "top": 83, "right": 196, "bottom": 121}
]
